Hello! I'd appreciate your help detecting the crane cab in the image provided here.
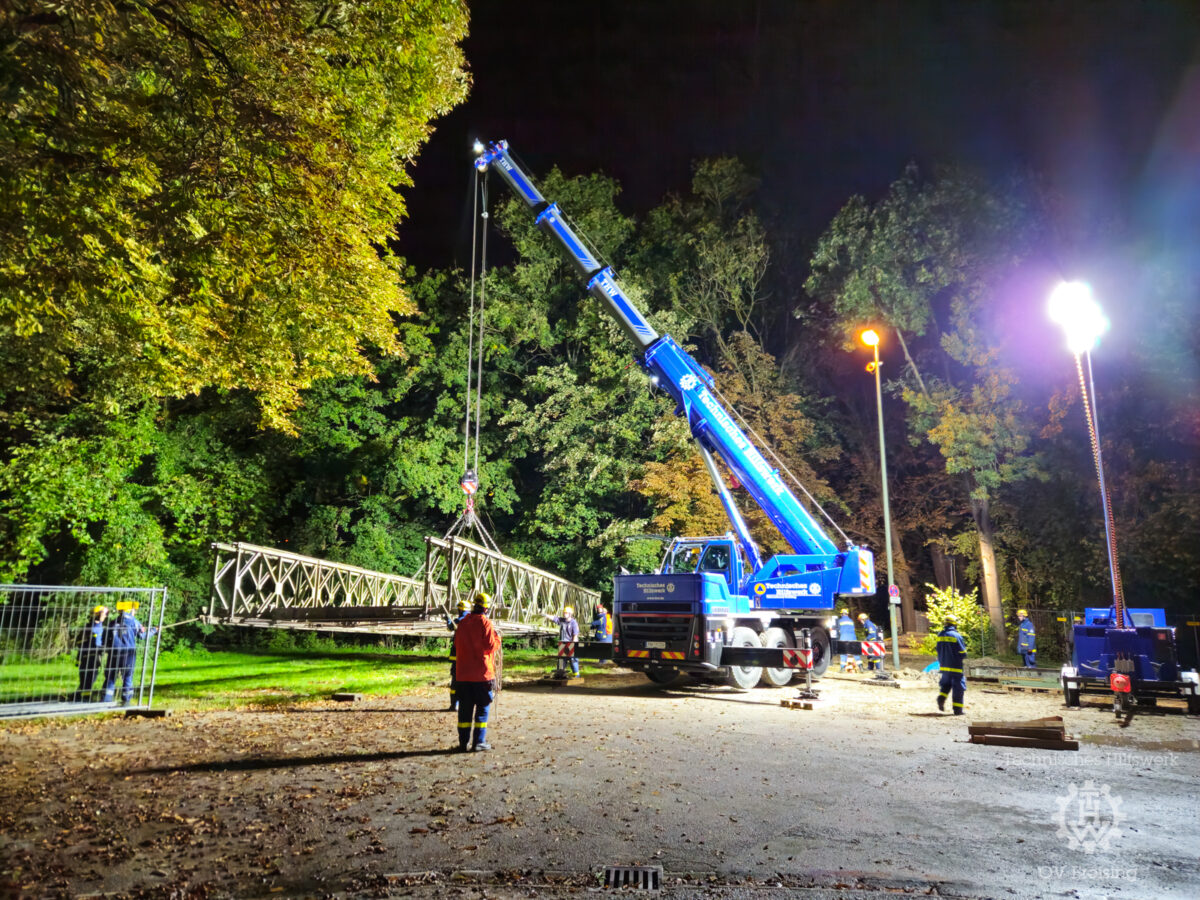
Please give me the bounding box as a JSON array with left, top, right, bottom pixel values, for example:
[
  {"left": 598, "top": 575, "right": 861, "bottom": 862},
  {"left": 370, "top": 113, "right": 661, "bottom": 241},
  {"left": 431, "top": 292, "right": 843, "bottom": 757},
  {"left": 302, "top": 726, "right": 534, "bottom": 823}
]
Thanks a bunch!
[{"left": 659, "top": 536, "right": 744, "bottom": 597}]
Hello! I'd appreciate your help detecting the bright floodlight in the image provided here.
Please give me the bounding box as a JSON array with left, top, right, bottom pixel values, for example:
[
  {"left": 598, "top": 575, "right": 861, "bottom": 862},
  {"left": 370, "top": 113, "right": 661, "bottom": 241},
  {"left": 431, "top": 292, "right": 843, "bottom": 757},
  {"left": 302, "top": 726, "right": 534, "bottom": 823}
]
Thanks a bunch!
[
  {"left": 860, "top": 329, "right": 880, "bottom": 347},
  {"left": 1048, "top": 281, "right": 1109, "bottom": 354},
  {"left": 472, "top": 139, "right": 485, "bottom": 155}
]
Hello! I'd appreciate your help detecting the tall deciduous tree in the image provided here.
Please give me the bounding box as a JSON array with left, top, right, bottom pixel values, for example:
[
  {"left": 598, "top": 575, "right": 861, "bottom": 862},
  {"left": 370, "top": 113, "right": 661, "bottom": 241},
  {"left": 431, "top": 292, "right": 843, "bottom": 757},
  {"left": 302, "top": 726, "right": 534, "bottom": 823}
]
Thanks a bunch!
[
  {"left": 806, "top": 166, "right": 1044, "bottom": 639},
  {"left": 0, "top": 0, "right": 469, "bottom": 430}
]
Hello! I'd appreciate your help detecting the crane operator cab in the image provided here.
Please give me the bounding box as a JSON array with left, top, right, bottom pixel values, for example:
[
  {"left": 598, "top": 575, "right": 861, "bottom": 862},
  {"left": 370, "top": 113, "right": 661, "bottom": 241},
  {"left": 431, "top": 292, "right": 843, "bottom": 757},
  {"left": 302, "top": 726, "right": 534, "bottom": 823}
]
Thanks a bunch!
[{"left": 660, "top": 536, "right": 744, "bottom": 597}]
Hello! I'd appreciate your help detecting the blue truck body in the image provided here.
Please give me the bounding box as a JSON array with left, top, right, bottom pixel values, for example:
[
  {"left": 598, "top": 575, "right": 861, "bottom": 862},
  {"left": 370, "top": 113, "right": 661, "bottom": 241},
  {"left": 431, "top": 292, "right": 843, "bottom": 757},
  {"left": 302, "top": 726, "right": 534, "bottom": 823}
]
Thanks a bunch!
[
  {"left": 1062, "top": 606, "right": 1199, "bottom": 714},
  {"left": 476, "top": 141, "right": 875, "bottom": 686}
]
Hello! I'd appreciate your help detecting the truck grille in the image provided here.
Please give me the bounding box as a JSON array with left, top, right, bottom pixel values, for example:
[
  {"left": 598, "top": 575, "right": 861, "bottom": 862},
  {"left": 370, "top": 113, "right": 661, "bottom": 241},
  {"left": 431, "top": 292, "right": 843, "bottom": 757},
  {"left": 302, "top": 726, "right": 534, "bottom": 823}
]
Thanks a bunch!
[{"left": 619, "top": 615, "right": 692, "bottom": 643}]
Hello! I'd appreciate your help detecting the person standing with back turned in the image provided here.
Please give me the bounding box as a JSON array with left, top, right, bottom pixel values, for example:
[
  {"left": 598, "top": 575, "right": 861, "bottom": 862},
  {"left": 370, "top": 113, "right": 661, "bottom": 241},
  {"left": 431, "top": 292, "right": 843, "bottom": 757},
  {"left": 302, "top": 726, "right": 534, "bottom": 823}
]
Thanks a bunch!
[
  {"left": 453, "top": 592, "right": 502, "bottom": 752},
  {"left": 936, "top": 614, "right": 968, "bottom": 716}
]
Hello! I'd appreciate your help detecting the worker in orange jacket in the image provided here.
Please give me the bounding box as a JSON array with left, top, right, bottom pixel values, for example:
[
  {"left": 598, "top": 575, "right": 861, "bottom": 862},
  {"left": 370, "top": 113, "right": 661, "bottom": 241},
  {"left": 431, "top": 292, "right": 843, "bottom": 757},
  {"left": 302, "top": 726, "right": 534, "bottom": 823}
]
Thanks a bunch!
[{"left": 452, "top": 591, "right": 502, "bottom": 752}]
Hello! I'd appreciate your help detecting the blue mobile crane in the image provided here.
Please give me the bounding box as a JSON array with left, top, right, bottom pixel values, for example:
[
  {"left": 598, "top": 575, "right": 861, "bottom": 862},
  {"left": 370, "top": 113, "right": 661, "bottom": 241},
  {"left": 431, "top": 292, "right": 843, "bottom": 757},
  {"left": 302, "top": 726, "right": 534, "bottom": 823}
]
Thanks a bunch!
[{"left": 475, "top": 141, "right": 876, "bottom": 688}]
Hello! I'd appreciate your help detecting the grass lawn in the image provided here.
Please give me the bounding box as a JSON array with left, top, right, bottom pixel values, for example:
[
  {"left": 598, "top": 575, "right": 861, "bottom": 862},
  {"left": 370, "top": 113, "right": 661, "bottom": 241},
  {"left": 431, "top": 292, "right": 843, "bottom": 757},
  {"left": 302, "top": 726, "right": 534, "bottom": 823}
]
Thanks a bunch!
[
  {"left": 0, "top": 640, "right": 570, "bottom": 710},
  {"left": 150, "top": 642, "right": 564, "bottom": 708}
]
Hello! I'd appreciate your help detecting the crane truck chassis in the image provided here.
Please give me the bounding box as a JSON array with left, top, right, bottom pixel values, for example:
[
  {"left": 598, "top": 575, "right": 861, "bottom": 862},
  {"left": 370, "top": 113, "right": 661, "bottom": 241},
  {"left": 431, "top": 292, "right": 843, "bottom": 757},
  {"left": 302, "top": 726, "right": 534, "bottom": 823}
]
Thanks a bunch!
[{"left": 475, "top": 140, "right": 879, "bottom": 689}]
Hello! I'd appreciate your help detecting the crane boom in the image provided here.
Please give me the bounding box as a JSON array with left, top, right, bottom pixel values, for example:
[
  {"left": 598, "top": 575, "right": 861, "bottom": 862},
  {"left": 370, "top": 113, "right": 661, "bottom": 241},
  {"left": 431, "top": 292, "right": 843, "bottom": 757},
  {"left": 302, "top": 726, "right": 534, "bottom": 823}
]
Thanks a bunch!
[{"left": 476, "top": 140, "right": 847, "bottom": 562}]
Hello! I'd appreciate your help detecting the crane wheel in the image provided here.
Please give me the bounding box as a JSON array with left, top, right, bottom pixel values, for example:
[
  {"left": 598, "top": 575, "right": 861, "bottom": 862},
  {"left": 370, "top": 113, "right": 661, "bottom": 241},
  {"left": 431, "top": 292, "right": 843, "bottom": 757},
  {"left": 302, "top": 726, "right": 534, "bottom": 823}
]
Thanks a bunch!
[
  {"left": 760, "top": 627, "right": 795, "bottom": 687},
  {"left": 807, "top": 626, "right": 832, "bottom": 678},
  {"left": 725, "top": 626, "right": 762, "bottom": 691}
]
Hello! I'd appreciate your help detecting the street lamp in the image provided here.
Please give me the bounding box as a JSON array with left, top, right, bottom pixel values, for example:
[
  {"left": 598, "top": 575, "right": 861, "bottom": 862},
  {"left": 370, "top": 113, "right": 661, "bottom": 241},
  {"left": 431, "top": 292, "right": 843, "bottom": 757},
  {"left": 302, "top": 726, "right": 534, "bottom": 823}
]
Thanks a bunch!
[
  {"left": 860, "top": 328, "right": 901, "bottom": 669},
  {"left": 1047, "top": 281, "right": 1124, "bottom": 625}
]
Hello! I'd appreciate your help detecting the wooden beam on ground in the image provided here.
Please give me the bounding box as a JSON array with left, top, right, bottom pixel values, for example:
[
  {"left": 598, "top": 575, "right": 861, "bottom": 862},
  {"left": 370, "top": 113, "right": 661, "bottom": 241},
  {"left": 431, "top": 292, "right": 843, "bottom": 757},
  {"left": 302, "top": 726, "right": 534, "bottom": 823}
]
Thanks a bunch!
[
  {"left": 968, "top": 724, "right": 1065, "bottom": 740},
  {"left": 969, "top": 734, "right": 1079, "bottom": 751},
  {"left": 969, "top": 720, "right": 1065, "bottom": 734}
]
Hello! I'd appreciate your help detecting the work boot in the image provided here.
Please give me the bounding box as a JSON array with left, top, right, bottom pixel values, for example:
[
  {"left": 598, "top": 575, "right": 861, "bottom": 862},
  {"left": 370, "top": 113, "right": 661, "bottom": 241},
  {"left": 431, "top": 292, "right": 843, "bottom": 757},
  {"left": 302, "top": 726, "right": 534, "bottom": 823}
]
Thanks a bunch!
[
  {"left": 456, "top": 742, "right": 469, "bottom": 752},
  {"left": 954, "top": 710, "right": 965, "bottom": 716},
  {"left": 936, "top": 694, "right": 945, "bottom": 712},
  {"left": 472, "top": 742, "right": 492, "bottom": 752}
]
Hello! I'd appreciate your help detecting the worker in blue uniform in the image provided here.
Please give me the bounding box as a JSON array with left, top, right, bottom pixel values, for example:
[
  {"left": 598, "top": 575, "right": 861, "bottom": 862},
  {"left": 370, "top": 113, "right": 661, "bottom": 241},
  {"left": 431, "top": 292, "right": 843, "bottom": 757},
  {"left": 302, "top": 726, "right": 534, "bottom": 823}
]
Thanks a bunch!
[
  {"left": 836, "top": 608, "right": 859, "bottom": 671},
  {"left": 74, "top": 605, "right": 108, "bottom": 700},
  {"left": 858, "top": 612, "right": 885, "bottom": 672},
  {"left": 543, "top": 606, "right": 580, "bottom": 677},
  {"left": 1016, "top": 609, "right": 1037, "bottom": 668},
  {"left": 591, "top": 600, "right": 613, "bottom": 643},
  {"left": 936, "top": 614, "right": 968, "bottom": 715},
  {"left": 101, "top": 601, "right": 149, "bottom": 705},
  {"left": 445, "top": 597, "right": 470, "bottom": 710}
]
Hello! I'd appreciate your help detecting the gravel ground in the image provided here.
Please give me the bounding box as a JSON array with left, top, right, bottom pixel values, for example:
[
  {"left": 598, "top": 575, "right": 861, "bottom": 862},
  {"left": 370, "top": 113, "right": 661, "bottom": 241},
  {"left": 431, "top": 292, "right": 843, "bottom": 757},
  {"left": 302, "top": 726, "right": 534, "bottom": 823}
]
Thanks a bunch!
[{"left": 1, "top": 666, "right": 1197, "bottom": 899}]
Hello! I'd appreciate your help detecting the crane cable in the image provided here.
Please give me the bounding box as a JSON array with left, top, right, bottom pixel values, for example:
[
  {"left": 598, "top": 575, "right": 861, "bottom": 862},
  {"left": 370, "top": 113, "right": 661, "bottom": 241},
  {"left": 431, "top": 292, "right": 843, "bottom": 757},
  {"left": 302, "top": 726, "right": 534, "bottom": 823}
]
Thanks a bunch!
[
  {"left": 708, "top": 381, "right": 851, "bottom": 546},
  {"left": 462, "top": 170, "right": 490, "bottom": 478}
]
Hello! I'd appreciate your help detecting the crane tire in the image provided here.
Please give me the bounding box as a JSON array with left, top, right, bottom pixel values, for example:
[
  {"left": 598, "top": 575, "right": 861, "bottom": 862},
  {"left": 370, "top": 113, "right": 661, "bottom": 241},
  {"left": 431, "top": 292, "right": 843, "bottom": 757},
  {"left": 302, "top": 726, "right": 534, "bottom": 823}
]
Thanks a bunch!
[
  {"left": 726, "top": 626, "right": 762, "bottom": 691},
  {"left": 760, "top": 627, "right": 795, "bottom": 687},
  {"left": 808, "top": 626, "right": 832, "bottom": 678}
]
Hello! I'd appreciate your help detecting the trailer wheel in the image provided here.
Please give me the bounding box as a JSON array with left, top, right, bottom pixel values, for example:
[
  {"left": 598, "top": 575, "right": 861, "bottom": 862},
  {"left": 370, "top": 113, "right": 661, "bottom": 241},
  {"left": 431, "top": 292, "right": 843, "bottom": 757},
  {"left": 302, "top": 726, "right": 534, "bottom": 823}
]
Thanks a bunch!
[
  {"left": 808, "top": 626, "right": 832, "bottom": 678},
  {"left": 645, "top": 667, "right": 680, "bottom": 686},
  {"left": 726, "top": 626, "right": 762, "bottom": 691},
  {"left": 760, "top": 627, "right": 795, "bottom": 687}
]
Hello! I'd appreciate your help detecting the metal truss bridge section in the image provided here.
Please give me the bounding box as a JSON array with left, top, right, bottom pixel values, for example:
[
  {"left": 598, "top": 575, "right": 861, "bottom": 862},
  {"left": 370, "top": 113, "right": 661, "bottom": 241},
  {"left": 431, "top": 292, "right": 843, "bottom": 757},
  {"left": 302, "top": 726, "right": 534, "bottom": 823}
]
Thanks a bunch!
[
  {"left": 205, "top": 540, "right": 598, "bottom": 636},
  {"left": 424, "top": 535, "right": 600, "bottom": 627}
]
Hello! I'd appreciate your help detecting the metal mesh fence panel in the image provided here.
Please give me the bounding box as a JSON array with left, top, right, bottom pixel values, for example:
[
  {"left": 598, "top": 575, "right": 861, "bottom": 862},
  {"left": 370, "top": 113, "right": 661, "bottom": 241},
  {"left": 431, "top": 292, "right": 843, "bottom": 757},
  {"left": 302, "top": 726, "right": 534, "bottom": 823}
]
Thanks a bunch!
[{"left": 0, "top": 585, "right": 167, "bottom": 719}]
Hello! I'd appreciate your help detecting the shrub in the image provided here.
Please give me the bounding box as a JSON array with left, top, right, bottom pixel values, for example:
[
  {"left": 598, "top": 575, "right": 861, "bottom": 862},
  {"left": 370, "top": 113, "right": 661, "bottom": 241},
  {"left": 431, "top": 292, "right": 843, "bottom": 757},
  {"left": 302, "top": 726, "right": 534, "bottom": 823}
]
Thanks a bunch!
[{"left": 919, "top": 584, "right": 995, "bottom": 657}]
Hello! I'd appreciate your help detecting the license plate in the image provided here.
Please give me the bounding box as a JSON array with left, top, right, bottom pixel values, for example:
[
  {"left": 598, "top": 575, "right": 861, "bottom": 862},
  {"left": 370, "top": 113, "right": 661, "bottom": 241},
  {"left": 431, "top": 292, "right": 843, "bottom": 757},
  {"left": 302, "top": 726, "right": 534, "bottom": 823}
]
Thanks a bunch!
[{"left": 644, "top": 641, "right": 666, "bottom": 650}]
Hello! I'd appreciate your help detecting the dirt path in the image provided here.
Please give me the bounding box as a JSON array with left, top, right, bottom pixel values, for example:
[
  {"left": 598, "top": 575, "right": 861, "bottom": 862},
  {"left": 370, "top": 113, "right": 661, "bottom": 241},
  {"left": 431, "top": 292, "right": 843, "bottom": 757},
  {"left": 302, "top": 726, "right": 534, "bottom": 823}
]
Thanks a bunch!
[{"left": 1, "top": 668, "right": 1198, "bottom": 899}]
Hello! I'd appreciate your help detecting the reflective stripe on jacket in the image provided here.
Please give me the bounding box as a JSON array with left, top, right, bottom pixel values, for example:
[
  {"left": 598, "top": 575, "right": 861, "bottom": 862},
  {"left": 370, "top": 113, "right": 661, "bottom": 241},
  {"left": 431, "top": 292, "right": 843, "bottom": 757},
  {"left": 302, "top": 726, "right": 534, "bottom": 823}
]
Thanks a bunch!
[
  {"left": 454, "top": 613, "right": 501, "bottom": 682},
  {"left": 936, "top": 626, "right": 967, "bottom": 673},
  {"left": 592, "top": 610, "right": 612, "bottom": 638},
  {"left": 1018, "top": 619, "right": 1036, "bottom": 652}
]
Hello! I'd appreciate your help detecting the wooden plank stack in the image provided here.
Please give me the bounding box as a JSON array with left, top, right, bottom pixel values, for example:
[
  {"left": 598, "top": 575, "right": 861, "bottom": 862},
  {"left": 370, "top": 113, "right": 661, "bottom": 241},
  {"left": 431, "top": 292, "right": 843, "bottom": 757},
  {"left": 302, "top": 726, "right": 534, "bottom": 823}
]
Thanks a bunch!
[{"left": 967, "top": 716, "right": 1078, "bottom": 751}]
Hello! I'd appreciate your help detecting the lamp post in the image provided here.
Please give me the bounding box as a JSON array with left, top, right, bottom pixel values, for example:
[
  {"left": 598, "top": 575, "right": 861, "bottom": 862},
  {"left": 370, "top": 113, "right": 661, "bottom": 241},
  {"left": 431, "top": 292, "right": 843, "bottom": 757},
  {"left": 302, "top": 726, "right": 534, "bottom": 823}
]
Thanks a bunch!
[
  {"left": 1047, "top": 281, "right": 1124, "bottom": 625},
  {"left": 861, "top": 328, "right": 901, "bottom": 669}
]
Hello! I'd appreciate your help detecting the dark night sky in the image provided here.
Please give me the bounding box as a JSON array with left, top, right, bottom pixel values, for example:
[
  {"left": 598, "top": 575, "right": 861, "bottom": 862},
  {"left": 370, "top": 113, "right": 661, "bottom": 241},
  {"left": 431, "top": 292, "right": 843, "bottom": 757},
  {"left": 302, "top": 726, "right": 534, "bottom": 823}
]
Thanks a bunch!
[{"left": 401, "top": 0, "right": 1200, "bottom": 279}]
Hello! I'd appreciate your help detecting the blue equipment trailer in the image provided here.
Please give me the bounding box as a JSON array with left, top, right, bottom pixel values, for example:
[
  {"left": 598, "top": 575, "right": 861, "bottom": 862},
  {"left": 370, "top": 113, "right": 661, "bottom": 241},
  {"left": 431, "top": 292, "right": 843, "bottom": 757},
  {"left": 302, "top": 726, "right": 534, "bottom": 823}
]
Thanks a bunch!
[
  {"left": 475, "top": 141, "right": 876, "bottom": 688},
  {"left": 1061, "top": 607, "right": 1199, "bottom": 715}
]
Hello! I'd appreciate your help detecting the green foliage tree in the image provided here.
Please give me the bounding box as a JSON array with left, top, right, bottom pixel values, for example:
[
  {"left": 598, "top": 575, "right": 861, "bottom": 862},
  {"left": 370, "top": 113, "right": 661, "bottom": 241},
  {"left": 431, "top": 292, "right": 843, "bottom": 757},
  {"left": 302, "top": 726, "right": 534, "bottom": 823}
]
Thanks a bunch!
[
  {"left": 0, "top": 0, "right": 469, "bottom": 430},
  {"left": 0, "top": 1, "right": 470, "bottom": 593},
  {"left": 806, "top": 166, "right": 1045, "bottom": 640}
]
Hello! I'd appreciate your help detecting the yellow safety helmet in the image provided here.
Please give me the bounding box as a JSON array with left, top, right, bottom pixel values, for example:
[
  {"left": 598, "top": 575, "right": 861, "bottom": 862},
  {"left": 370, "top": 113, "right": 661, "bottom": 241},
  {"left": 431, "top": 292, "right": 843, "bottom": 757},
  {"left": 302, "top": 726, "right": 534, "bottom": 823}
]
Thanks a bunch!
[
  {"left": 857, "top": 612, "right": 868, "bottom": 621},
  {"left": 840, "top": 608, "right": 849, "bottom": 616},
  {"left": 92, "top": 605, "right": 107, "bottom": 615},
  {"left": 115, "top": 601, "right": 134, "bottom": 612},
  {"left": 474, "top": 592, "right": 491, "bottom": 609},
  {"left": 563, "top": 606, "right": 574, "bottom": 616},
  {"left": 456, "top": 598, "right": 470, "bottom": 612},
  {"left": 1017, "top": 609, "right": 1028, "bottom": 618},
  {"left": 943, "top": 613, "right": 958, "bottom": 625}
]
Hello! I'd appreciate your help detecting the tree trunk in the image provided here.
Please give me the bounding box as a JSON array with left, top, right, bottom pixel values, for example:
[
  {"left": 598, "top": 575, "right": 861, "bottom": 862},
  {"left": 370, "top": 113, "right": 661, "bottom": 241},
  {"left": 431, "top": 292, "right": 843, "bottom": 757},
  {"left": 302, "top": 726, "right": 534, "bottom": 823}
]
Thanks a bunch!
[
  {"left": 890, "top": 528, "right": 915, "bottom": 632},
  {"left": 970, "top": 497, "right": 1006, "bottom": 646}
]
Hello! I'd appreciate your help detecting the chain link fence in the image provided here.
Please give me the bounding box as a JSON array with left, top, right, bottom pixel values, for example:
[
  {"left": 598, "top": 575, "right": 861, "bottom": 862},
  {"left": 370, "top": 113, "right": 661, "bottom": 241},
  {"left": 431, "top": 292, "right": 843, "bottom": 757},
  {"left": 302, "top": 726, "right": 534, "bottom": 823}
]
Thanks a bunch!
[{"left": 0, "top": 585, "right": 167, "bottom": 718}]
